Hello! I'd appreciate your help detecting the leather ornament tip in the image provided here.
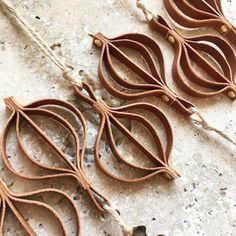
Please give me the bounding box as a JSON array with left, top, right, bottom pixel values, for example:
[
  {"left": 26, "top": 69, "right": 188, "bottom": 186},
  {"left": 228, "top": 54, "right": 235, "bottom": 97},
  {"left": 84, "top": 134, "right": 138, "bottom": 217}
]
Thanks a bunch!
[
  {"left": 164, "top": 170, "right": 180, "bottom": 180},
  {"left": 4, "top": 96, "right": 22, "bottom": 111},
  {"left": 93, "top": 33, "right": 106, "bottom": 48}
]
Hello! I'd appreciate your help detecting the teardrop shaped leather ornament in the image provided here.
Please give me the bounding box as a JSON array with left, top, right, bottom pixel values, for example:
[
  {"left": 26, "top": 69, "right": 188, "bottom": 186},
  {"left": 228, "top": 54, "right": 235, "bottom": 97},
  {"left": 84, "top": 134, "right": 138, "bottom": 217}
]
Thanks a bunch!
[
  {"left": 164, "top": 0, "right": 236, "bottom": 46},
  {"left": 1, "top": 97, "right": 110, "bottom": 211},
  {"left": 93, "top": 32, "right": 195, "bottom": 117},
  {"left": 0, "top": 179, "right": 80, "bottom": 235},
  {"left": 149, "top": 15, "right": 236, "bottom": 99},
  {"left": 74, "top": 82, "right": 179, "bottom": 182}
]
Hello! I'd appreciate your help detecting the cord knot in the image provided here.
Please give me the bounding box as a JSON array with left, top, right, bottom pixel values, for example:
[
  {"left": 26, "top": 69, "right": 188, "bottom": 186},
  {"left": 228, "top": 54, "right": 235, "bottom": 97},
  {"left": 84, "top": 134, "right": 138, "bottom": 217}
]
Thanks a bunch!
[
  {"left": 136, "top": 0, "right": 145, "bottom": 9},
  {"left": 62, "top": 65, "right": 81, "bottom": 87},
  {"left": 136, "top": 0, "right": 154, "bottom": 22}
]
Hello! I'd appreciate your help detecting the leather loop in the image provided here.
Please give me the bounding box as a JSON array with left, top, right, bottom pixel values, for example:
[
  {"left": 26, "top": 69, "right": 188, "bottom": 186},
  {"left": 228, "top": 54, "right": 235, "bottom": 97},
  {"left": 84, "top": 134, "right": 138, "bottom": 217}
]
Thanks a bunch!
[
  {"left": 93, "top": 32, "right": 195, "bottom": 117},
  {"left": 149, "top": 16, "right": 236, "bottom": 99},
  {"left": 163, "top": 0, "right": 236, "bottom": 46}
]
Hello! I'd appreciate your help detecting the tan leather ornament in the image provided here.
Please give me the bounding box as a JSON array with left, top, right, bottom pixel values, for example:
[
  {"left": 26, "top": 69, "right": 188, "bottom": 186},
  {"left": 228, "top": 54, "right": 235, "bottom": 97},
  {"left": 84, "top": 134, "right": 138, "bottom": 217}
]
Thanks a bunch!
[
  {"left": 74, "top": 82, "right": 179, "bottom": 182},
  {"left": 1, "top": 97, "right": 110, "bottom": 212},
  {"left": 148, "top": 15, "right": 236, "bottom": 99},
  {"left": 163, "top": 0, "right": 236, "bottom": 47},
  {"left": 0, "top": 178, "right": 80, "bottom": 235},
  {"left": 93, "top": 32, "right": 195, "bottom": 117}
]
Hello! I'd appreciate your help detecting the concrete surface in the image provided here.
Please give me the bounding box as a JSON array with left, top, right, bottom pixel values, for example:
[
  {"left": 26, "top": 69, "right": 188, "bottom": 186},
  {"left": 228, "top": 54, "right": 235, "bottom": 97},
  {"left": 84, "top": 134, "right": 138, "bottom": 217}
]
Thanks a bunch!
[{"left": 0, "top": 0, "right": 236, "bottom": 235}]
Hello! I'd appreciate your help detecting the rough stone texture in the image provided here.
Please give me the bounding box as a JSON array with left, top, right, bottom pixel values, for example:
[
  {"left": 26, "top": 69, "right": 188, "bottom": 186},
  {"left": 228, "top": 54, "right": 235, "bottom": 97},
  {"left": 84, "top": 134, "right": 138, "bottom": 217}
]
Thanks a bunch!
[{"left": 0, "top": 0, "right": 236, "bottom": 235}]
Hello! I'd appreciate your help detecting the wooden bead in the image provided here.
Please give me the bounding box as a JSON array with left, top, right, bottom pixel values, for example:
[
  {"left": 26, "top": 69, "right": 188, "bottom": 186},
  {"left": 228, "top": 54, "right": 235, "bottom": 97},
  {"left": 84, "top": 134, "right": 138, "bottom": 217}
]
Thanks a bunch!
[
  {"left": 220, "top": 24, "right": 228, "bottom": 33},
  {"left": 168, "top": 35, "right": 175, "bottom": 44},
  {"left": 227, "top": 91, "right": 236, "bottom": 98},
  {"left": 162, "top": 95, "right": 170, "bottom": 102},
  {"left": 94, "top": 39, "right": 102, "bottom": 48}
]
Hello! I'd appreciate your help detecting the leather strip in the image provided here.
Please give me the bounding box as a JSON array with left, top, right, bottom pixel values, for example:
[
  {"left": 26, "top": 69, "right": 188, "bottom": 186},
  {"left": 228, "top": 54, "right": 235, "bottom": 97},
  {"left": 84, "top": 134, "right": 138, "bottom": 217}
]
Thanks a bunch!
[
  {"left": 149, "top": 15, "right": 236, "bottom": 99},
  {"left": 74, "top": 82, "right": 179, "bottom": 182},
  {"left": 93, "top": 32, "right": 195, "bottom": 117},
  {"left": 163, "top": 0, "right": 236, "bottom": 47},
  {"left": 0, "top": 179, "right": 80, "bottom": 235},
  {"left": 1, "top": 97, "right": 110, "bottom": 211}
]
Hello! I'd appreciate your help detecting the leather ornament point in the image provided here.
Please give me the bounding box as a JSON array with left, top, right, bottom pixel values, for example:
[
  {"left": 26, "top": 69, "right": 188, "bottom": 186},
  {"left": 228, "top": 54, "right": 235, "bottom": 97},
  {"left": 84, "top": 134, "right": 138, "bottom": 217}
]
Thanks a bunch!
[
  {"left": 4, "top": 96, "right": 22, "bottom": 111},
  {"left": 164, "top": 171, "right": 180, "bottom": 180}
]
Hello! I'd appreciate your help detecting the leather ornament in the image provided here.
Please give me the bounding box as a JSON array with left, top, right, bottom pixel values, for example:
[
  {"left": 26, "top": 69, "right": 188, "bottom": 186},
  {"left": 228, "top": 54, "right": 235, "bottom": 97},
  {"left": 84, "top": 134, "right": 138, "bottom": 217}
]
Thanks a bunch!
[
  {"left": 93, "top": 32, "right": 195, "bottom": 117},
  {"left": 163, "top": 0, "right": 236, "bottom": 47},
  {"left": 149, "top": 15, "right": 236, "bottom": 99},
  {"left": 74, "top": 82, "right": 179, "bottom": 182},
  {"left": 0, "top": 178, "right": 80, "bottom": 235},
  {"left": 1, "top": 97, "right": 110, "bottom": 212}
]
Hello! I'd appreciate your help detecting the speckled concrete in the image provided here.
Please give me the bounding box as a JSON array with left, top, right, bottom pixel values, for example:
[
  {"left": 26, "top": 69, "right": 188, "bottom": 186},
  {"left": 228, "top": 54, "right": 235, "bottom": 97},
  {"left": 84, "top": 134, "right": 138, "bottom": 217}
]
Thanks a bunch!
[{"left": 0, "top": 0, "right": 236, "bottom": 235}]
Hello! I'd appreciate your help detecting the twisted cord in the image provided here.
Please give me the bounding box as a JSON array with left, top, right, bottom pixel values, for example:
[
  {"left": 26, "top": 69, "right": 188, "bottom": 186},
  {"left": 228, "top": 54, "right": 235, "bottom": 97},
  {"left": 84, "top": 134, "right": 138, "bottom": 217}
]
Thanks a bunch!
[
  {"left": 190, "top": 107, "right": 236, "bottom": 146},
  {"left": 0, "top": 0, "right": 78, "bottom": 86},
  {"left": 136, "top": 0, "right": 155, "bottom": 22},
  {"left": 103, "top": 204, "right": 133, "bottom": 236}
]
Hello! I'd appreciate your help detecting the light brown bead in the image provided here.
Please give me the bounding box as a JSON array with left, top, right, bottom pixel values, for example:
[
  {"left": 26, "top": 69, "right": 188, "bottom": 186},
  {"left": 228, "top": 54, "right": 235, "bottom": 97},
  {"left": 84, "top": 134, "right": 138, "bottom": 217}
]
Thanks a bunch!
[
  {"left": 162, "top": 95, "right": 170, "bottom": 102},
  {"left": 220, "top": 24, "right": 228, "bottom": 33},
  {"left": 227, "top": 91, "right": 236, "bottom": 98},
  {"left": 168, "top": 35, "right": 175, "bottom": 44},
  {"left": 94, "top": 39, "right": 102, "bottom": 48}
]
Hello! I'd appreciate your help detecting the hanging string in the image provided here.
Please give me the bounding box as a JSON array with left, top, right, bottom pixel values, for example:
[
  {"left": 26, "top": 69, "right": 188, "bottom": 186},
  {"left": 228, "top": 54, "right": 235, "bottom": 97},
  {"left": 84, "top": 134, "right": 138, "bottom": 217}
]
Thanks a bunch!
[
  {"left": 0, "top": 0, "right": 78, "bottom": 86},
  {"left": 0, "top": 0, "right": 134, "bottom": 234},
  {"left": 136, "top": 0, "right": 155, "bottom": 22},
  {"left": 189, "top": 107, "right": 236, "bottom": 146},
  {"left": 103, "top": 204, "right": 133, "bottom": 236}
]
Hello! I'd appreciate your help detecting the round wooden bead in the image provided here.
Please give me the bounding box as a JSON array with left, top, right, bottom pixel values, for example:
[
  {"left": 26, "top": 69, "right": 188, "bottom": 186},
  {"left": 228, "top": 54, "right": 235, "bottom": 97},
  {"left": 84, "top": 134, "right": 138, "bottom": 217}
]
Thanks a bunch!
[
  {"left": 168, "top": 35, "right": 175, "bottom": 44},
  {"left": 94, "top": 39, "right": 102, "bottom": 48},
  {"left": 162, "top": 95, "right": 170, "bottom": 102},
  {"left": 220, "top": 24, "right": 228, "bottom": 33},
  {"left": 227, "top": 91, "right": 236, "bottom": 98}
]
